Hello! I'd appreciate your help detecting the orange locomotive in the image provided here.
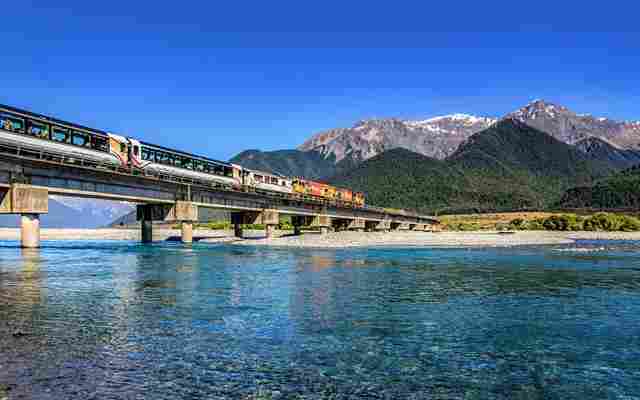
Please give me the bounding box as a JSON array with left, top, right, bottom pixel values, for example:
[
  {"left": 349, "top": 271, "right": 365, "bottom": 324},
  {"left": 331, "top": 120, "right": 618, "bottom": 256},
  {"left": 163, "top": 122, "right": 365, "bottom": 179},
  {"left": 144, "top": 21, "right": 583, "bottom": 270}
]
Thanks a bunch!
[{"left": 292, "top": 178, "right": 365, "bottom": 207}]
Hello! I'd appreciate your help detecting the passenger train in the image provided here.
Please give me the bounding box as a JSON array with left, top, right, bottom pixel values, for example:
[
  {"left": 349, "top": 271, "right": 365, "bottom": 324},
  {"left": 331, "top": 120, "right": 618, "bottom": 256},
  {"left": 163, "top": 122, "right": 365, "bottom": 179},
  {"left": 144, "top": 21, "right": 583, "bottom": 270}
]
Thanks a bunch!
[{"left": 0, "top": 104, "right": 365, "bottom": 207}]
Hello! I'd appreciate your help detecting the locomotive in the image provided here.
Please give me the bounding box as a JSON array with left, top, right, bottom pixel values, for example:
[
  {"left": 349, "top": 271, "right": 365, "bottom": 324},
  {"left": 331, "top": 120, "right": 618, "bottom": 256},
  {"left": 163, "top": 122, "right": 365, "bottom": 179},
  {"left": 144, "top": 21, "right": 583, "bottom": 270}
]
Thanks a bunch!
[{"left": 0, "top": 104, "right": 365, "bottom": 207}]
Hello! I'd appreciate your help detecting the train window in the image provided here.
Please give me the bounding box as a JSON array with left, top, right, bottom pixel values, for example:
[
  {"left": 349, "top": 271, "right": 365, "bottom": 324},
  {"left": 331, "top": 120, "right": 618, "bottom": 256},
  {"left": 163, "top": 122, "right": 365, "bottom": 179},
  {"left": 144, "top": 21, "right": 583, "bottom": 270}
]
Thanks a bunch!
[
  {"left": 72, "top": 132, "right": 90, "bottom": 147},
  {"left": 271, "top": 177, "right": 278, "bottom": 185},
  {"left": 158, "top": 152, "right": 171, "bottom": 165},
  {"left": 120, "top": 143, "right": 126, "bottom": 153},
  {"left": 133, "top": 146, "right": 139, "bottom": 157},
  {"left": 194, "top": 161, "right": 204, "bottom": 172},
  {"left": 0, "top": 113, "right": 25, "bottom": 132},
  {"left": 27, "top": 120, "right": 49, "bottom": 139},
  {"left": 141, "top": 148, "right": 153, "bottom": 161},
  {"left": 51, "top": 126, "right": 69, "bottom": 143},
  {"left": 255, "top": 175, "right": 263, "bottom": 183},
  {"left": 182, "top": 158, "right": 193, "bottom": 170},
  {"left": 93, "top": 137, "right": 108, "bottom": 152}
]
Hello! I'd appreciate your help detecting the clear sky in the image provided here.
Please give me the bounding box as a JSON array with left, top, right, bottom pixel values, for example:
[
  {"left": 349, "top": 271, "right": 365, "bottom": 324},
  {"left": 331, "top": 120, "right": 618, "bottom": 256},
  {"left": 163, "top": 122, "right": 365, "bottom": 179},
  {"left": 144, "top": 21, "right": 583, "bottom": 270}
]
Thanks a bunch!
[{"left": 2, "top": 1, "right": 639, "bottom": 160}]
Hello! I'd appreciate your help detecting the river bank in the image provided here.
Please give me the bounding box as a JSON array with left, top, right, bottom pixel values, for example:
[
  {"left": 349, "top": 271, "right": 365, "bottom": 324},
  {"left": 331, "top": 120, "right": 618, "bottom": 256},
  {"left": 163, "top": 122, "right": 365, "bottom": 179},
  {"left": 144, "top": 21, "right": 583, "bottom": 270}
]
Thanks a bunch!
[
  {"left": 226, "top": 230, "right": 618, "bottom": 248},
  {"left": 3, "top": 228, "right": 639, "bottom": 247}
]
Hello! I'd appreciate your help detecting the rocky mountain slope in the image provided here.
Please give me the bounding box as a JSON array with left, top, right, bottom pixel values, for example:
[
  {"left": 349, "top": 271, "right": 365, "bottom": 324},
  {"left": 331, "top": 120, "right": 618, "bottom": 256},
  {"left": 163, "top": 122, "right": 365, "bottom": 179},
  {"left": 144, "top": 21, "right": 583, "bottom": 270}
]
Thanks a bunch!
[
  {"left": 574, "top": 137, "right": 640, "bottom": 169},
  {"left": 299, "top": 114, "right": 497, "bottom": 162}
]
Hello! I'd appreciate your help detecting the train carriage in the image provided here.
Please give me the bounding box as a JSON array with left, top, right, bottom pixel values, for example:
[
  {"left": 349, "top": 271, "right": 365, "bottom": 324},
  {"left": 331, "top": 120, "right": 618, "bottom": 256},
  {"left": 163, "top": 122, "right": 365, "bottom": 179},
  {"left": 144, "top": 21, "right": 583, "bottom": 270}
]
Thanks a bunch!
[
  {"left": 133, "top": 141, "right": 242, "bottom": 188},
  {"left": 242, "top": 169, "right": 292, "bottom": 195},
  {"left": 0, "top": 105, "right": 119, "bottom": 167}
]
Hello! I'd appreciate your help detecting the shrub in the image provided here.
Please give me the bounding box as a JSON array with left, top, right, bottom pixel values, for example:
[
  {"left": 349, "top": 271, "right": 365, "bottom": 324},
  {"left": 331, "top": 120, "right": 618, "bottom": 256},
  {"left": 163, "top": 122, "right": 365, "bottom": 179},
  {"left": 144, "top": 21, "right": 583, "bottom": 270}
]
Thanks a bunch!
[
  {"left": 526, "top": 219, "right": 545, "bottom": 230},
  {"left": 540, "top": 214, "right": 582, "bottom": 231},
  {"left": 620, "top": 215, "right": 640, "bottom": 232},
  {"left": 509, "top": 218, "right": 526, "bottom": 230},
  {"left": 583, "top": 212, "right": 621, "bottom": 231}
]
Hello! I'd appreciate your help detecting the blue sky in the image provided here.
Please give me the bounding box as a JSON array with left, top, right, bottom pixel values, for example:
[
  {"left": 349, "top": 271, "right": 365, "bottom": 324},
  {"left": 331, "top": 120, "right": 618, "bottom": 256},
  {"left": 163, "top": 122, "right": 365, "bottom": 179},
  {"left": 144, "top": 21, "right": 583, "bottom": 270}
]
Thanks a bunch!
[{"left": 2, "top": 1, "right": 639, "bottom": 160}]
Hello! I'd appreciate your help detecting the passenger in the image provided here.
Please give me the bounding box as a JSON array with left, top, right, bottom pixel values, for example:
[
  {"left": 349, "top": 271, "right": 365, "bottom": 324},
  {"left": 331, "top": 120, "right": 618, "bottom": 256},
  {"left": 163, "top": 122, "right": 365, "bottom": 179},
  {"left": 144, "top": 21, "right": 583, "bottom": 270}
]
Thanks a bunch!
[{"left": 3, "top": 119, "right": 13, "bottom": 131}]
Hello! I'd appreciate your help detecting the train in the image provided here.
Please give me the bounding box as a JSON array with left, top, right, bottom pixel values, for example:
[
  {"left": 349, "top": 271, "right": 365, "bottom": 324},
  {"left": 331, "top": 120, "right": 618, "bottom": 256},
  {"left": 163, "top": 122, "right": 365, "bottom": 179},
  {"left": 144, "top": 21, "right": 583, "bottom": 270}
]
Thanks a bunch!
[{"left": 0, "top": 104, "right": 365, "bottom": 207}]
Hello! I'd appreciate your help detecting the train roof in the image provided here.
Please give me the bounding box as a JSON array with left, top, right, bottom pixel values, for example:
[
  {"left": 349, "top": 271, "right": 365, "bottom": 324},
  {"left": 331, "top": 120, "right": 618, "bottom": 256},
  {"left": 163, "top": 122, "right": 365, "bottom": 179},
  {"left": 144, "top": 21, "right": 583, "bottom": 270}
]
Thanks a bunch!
[{"left": 0, "top": 103, "right": 110, "bottom": 136}]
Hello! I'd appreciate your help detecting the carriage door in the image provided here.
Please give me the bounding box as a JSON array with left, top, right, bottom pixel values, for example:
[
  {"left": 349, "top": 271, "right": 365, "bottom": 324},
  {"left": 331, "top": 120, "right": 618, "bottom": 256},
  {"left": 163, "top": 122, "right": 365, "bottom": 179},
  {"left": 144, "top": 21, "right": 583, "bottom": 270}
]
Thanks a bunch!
[
  {"left": 107, "top": 134, "right": 129, "bottom": 167},
  {"left": 128, "top": 139, "right": 143, "bottom": 168}
]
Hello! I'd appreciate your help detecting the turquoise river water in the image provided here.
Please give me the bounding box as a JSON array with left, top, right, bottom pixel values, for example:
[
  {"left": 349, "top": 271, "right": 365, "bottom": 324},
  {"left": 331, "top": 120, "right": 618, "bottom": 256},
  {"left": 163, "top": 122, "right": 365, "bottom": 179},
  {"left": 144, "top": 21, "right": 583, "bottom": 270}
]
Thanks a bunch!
[{"left": 1, "top": 240, "right": 640, "bottom": 399}]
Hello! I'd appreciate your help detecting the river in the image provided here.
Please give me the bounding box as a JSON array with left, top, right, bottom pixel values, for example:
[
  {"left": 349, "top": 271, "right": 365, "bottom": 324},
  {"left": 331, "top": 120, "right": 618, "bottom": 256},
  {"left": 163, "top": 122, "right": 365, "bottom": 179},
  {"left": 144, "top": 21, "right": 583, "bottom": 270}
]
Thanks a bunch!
[{"left": 1, "top": 240, "right": 640, "bottom": 399}]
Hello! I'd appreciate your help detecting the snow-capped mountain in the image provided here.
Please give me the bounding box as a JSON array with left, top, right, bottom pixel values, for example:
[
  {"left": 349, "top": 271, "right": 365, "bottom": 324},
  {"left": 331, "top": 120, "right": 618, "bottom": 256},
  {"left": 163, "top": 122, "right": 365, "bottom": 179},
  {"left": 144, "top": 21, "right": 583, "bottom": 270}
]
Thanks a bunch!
[
  {"left": 298, "top": 114, "right": 497, "bottom": 162},
  {"left": 507, "top": 99, "right": 640, "bottom": 150}
]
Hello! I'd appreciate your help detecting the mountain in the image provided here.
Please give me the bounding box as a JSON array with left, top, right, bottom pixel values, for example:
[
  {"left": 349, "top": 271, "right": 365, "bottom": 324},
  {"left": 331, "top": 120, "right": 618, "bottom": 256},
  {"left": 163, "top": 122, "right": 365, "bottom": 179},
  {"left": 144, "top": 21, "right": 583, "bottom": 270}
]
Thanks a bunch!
[
  {"left": 328, "top": 119, "right": 611, "bottom": 213},
  {"left": 299, "top": 115, "right": 497, "bottom": 163},
  {"left": 557, "top": 165, "right": 640, "bottom": 209},
  {"left": 229, "top": 149, "right": 335, "bottom": 179},
  {"left": 231, "top": 100, "right": 640, "bottom": 182},
  {"left": 0, "top": 197, "right": 133, "bottom": 228},
  {"left": 509, "top": 100, "right": 640, "bottom": 150},
  {"left": 574, "top": 137, "right": 640, "bottom": 169}
]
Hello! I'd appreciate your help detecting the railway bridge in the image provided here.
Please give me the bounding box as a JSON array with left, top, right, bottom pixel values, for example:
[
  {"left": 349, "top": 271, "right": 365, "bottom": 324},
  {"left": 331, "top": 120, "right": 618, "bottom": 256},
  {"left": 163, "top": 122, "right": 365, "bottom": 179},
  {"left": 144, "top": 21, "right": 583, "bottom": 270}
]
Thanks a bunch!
[{"left": 0, "top": 151, "right": 439, "bottom": 248}]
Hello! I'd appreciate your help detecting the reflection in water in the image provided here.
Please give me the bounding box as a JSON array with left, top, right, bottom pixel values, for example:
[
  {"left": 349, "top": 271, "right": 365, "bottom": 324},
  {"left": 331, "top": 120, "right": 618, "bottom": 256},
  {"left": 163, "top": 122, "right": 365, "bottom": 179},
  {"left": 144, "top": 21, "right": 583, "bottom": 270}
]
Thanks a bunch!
[{"left": 0, "top": 241, "right": 640, "bottom": 398}]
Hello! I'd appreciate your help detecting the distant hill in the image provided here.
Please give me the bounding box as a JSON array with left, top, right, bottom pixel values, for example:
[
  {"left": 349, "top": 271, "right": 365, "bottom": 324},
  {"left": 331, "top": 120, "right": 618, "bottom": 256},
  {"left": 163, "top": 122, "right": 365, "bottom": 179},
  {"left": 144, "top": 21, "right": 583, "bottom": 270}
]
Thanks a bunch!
[
  {"left": 229, "top": 149, "right": 336, "bottom": 179},
  {"left": 109, "top": 207, "right": 231, "bottom": 227},
  {"left": 328, "top": 119, "right": 613, "bottom": 214},
  {"left": 0, "top": 197, "right": 133, "bottom": 228},
  {"left": 557, "top": 165, "right": 640, "bottom": 209}
]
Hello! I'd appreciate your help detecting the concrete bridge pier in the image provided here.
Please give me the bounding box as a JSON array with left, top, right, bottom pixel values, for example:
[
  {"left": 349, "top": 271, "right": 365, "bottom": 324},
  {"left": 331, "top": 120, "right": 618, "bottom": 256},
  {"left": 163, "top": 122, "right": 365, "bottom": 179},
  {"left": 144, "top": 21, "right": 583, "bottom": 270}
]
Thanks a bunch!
[
  {"left": 310, "top": 215, "right": 332, "bottom": 235},
  {"left": 1, "top": 184, "right": 49, "bottom": 248},
  {"left": 233, "top": 223, "right": 243, "bottom": 238},
  {"left": 181, "top": 222, "right": 193, "bottom": 244},
  {"left": 21, "top": 213, "right": 41, "bottom": 248},
  {"left": 137, "top": 205, "right": 156, "bottom": 243}
]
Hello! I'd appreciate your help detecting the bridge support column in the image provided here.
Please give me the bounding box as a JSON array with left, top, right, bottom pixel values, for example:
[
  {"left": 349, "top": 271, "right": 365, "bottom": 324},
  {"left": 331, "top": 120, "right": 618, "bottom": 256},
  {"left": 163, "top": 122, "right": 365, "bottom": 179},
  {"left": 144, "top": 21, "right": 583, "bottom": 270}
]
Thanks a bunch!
[
  {"left": 141, "top": 220, "right": 153, "bottom": 243},
  {"left": 265, "top": 224, "right": 276, "bottom": 239},
  {"left": 309, "top": 215, "right": 332, "bottom": 235},
  {"left": 137, "top": 204, "right": 165, "bottom": 243},
  {"left": 21, "top": 213, "right": 40, "bottom": 248},
  {"left": 291, "top": 215, "right": 309, "bottom": 236},
  {"left": 181, "top": 222, "right": 193, "bottom": 244},
  {"left": 234, "top": 224, "right": 243, "bottom": 238},
  {"left": 1, "top": 184, "right": 49, "bottom": 248}
]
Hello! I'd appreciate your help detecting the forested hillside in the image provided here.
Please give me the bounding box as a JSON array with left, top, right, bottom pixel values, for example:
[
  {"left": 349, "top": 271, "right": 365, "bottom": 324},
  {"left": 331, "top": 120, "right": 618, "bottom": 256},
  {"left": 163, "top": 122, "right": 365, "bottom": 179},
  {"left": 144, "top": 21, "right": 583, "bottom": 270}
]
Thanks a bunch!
[
  {"left": 230, "top": 149, "right": 335, "bottom": 179},
  {"left": 557, "top": 165, "right": 640, "bottom": 209}
]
